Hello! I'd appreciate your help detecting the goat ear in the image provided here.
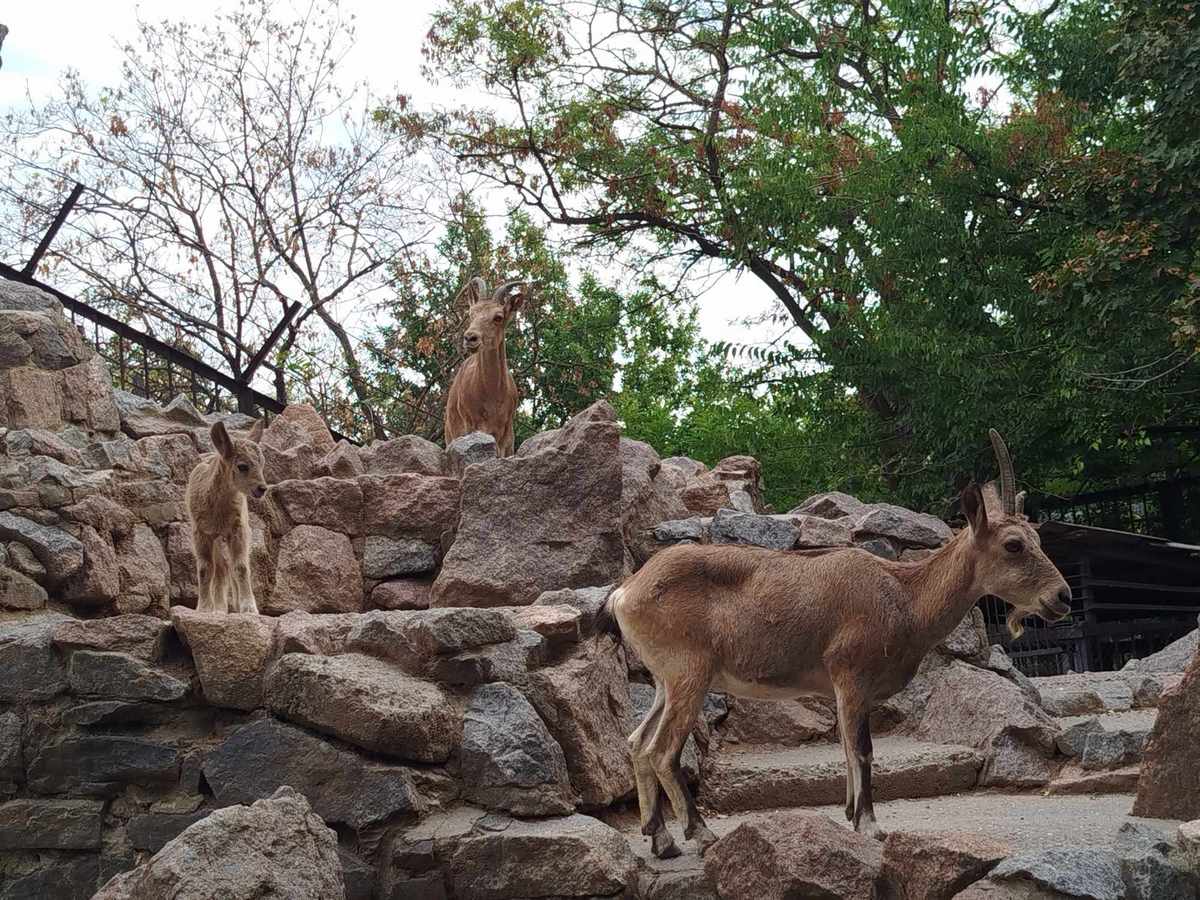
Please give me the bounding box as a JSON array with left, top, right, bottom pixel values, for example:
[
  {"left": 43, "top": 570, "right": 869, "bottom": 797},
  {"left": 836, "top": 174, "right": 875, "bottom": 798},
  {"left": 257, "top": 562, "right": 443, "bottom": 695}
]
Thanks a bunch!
[
  {"left": 454, "top": 276, "right": 487, "bottom": 309},
  {"left": 961, "top": 483, "right": 989, "bottom": 537},
  {"left": 1014, "top": 490, "right": 1027, "bottom": 516},
  {"left": 247, "top": 419, "right": 265, "bottom": 443},
  {"left": 211, "top": 421, "right": 235, "bottom": 462}
]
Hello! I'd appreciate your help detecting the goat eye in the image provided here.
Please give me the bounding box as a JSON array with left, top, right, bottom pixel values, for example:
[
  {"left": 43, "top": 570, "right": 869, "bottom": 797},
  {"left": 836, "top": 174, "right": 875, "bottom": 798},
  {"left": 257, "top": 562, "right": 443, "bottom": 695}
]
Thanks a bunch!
[
  {"left": 1004, "top": 539, "right": 1023, "bottom": 553},
  {"left": 493, "top": 313, "right": 503, "bottom": 323},
  {"left": 237, "top": 462, "right": 250, "bottom": 474}
]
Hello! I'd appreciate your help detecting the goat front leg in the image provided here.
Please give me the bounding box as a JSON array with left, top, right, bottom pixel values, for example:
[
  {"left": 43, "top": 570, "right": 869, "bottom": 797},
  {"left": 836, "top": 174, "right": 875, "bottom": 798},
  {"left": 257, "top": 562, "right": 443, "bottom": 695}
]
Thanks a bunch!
[
  {"left": 228, "top": 523, "right": 258, "bottom": 614},
  {"left": 834, "top": 680, "right": 884, "bottom": 840},
  {"left": 195, "top": 538, "right": 219, "bottom": 614}
]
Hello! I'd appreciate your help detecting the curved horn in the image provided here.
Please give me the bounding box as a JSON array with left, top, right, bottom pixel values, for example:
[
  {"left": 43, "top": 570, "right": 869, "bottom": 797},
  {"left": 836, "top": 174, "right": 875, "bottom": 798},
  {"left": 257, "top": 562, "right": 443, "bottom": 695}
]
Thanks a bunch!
[
  {"left": 988, "top": 428, "right": 1017, "bottom": 516},
  {"left": 455, "top": 276, "right": 488, "bottom": 307},
  {"left": 490, "top": 279, "right": 525, "bottom": 303}
]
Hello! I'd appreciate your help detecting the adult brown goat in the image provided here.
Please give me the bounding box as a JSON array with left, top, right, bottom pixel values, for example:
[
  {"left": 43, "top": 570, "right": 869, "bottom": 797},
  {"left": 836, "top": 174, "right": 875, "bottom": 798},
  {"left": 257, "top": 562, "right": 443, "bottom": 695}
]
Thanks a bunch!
[
  {"left": 599, "top": 430, "right": 1071, "bottom": 858},
  {"left": 443, "top": 276, "right": 528, "bottom": 457}
]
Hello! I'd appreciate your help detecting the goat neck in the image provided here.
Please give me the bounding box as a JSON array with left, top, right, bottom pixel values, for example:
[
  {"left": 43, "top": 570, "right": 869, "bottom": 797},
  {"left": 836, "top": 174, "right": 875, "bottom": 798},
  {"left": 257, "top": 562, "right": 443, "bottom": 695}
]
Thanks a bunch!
[{"left": 899, "top": 529, "right": 981, "bottom": 649}]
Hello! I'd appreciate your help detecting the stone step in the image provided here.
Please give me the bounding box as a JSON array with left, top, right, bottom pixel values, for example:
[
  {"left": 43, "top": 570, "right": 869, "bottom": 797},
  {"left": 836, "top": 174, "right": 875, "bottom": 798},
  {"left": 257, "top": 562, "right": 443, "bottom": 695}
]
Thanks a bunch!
[
  {"left": 699, "top": 736, "right": 983, "bottom": 813},
  {"left": 1055, "top": 708, "right": 1157, "bottom": 770}
]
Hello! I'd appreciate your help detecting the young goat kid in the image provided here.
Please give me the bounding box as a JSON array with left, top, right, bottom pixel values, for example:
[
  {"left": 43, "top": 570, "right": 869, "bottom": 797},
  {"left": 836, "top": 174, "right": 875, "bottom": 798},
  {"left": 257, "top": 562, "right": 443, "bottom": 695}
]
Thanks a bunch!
[
  {"left": 600, "top": 430, "right": 1071, "bottom": 858},
  {"left": 185, "top": 419, "right": 267, "bottom": 614},
  {"left": 443, "top": 277, "right": 527, "bottom": 457}
]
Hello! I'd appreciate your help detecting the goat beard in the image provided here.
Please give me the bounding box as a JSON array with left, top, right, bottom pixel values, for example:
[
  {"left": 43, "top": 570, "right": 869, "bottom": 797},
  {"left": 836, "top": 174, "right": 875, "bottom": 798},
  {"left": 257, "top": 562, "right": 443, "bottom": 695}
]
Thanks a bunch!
[{"left": 1006, "top": 608, "right": 1026, "bottom": 640}]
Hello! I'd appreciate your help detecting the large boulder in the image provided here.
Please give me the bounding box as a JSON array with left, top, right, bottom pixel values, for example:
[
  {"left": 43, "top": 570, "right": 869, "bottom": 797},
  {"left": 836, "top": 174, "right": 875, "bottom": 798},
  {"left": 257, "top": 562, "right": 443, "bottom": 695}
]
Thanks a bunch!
[
  {"left": 203, "top": 718, "right": 424, "bottom": 829},
  {"left": 913, "top": 661, "right": 1060, "bottom": 787},
  {"left": 268, "top": 524, "right": 362, "bottom": 614},
  {"left": 704, "top": 811, "right": 883, "bottom": 900},
  {"left": 987, "top": 848, "right": 1125, "bottom": 900},
  {"left": 26, "top": 735, "right": 178, "bottom": 796},
  {"left": 115, "top": 523, "right": 170, "bottom": 613},
  {"left": 619, "top": 437, "right": 690, "bottom": 564},
  {"left": 524, "top": 642, "right": 634, "bottom": 807},
  {"left": 171, "top": 608, "right": 277, "bottom": 710},
  {"left": 721, "top": 696, "right": 836, "bottom": 745},
  {"left": 53, "top": 614, "right": 171, "bottom": 664},
  {"left": 267, "top": 652, "right": 461, "bottom": 762},
  {"left": 93, "top": 787, "right": 343, "bottom": 900},
  {"left": 441, "top": 813, "right": 638, "bottom": 900},
  {"left": 1133, "top": 651, "right": 1200, "bottom": 819},
  {"left": 0, "top": 511, "right": 84, "bottom": 584},
  {"left": 361, "top": 435, "right": 447, "bottom": 476},
  {"left": 432, "top": 402, "right": 626, "bottom": 607},
  {"left": 460, "top": 683, "right": 575, "bottom": 815},
  {"left": 880, "top": 831, "right": 1011, "bottom": 900},
  {"left": 259, "top": 403, "right": 335, "bottom": 483},
  {"left": 67, "top": 651, "right": 188, "bottom": 703},
  {"left": 0, "top": 613, "right": 70, "bottom": 704}
]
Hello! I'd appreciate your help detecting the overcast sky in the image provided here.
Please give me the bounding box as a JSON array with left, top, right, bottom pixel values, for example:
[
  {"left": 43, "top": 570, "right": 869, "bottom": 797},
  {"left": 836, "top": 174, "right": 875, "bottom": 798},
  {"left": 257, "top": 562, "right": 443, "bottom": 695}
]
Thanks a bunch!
[{"left": 0, "top": 0, "right": 779, "bottom": 350}]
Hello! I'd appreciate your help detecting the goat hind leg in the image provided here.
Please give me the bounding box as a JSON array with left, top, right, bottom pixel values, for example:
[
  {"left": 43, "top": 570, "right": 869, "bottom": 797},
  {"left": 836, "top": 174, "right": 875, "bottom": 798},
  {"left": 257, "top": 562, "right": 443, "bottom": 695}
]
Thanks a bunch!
[
  {"left": 630, "top": 684, "right": 679, "bottom": 859},
  {"left": 647, "top": 678, "right": 716, "bottom": 854}
]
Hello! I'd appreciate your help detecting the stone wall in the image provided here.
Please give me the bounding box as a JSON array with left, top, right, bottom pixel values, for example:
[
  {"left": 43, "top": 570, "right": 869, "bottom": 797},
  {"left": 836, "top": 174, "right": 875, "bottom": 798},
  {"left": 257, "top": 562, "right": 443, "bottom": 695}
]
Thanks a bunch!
[{"left": 3, "top": 275, "right": 1197, "bottom": 899}]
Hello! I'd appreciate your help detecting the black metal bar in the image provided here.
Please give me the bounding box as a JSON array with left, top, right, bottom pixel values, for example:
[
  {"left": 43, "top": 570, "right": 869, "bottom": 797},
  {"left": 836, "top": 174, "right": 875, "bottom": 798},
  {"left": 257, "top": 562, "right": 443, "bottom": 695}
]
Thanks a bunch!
[
  {"left": 0, "top": 262, "right": 286, "bottom": 415},
  {"left": 242, "top": 300, "right": 301, "bottom": 383},
  {"left": 23, "top": 182, "right": 85, "bottom": 277}
]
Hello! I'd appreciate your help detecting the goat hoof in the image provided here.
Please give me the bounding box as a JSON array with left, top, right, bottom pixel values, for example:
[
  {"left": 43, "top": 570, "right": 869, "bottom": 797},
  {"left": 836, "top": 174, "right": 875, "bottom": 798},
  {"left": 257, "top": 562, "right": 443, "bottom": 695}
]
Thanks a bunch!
[
  {"left": 845, "top": 802, "right": 854, "bottom": 822},
  {"left": 857, "top": 820, "right": 886, "bottom": 841},
  {"left": 651, "top": 831, "right": 681, "bottom": 859}
]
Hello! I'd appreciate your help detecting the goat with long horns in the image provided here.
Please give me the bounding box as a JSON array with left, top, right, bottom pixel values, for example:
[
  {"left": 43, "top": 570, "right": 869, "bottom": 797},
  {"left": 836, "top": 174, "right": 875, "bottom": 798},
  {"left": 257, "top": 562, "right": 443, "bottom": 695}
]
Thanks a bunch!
[{"left": 597, "top": 430, "right": 1071, "bottom": 857}]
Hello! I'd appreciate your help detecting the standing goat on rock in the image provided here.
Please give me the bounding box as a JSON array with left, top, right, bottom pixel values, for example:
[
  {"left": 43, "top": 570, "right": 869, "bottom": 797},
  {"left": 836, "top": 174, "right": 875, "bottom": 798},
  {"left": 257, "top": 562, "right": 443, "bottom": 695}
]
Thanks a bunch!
[
  {"left": 599, "top": 430, "right": 1072, "bottom": 858},
  {"left": 443, "top": 276, "right": 528, "bottom": 457},
  {"left": 185, "top": 419, "right": 267, "bottom": 614}
]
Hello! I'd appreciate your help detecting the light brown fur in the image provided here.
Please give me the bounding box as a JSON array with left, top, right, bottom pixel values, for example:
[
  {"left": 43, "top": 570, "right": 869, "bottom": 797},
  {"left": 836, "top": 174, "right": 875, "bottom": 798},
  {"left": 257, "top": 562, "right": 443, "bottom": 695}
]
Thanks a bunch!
[
  {"left": 605, "top": 431, "right": 1071, "bottom": 857},
  {"left": 443, "top": 277, "right": 527, "bottom": 457},
  {"left": 184, "top": 418, "right": 267, "bottom": 614}
]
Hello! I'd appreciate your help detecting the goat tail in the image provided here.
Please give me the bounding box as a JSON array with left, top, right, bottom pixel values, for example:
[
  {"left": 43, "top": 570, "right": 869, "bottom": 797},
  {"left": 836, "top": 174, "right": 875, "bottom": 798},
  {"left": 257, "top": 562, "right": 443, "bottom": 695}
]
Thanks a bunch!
[{"left": 592, "top": 585, "right": 625, "bottom": 650}]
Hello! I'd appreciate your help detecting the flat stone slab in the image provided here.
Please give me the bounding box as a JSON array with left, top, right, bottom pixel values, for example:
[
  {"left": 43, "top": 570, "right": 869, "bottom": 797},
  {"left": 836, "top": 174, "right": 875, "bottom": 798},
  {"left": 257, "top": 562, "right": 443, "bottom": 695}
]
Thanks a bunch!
[
  {"left": 609, "top": 792, "right": 1182, "bottom": 877},
  {"left": 701, "top": 736, "right": 982, "bottom": 812}
]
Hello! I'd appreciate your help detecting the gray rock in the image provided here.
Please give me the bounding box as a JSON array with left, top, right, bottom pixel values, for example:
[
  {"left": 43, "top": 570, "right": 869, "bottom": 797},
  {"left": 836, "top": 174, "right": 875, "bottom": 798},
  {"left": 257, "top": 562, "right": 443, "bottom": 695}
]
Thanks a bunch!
[
  {"left": 62, "top": 700, "right": 176, "bottom": 727},
  {"left": 0, "top": 563, "right": 47, "bottom": 609},
  {"left": 653, "top": 517, "right": 709, "bottom": 543},
  {"left": 854, "top": 503, "right": 953, "bottom": 548},
  {"left": 362, "top": 434, "right": 448, "bottom": 476},
  {"left": 1081, "top": 729, "right": 1146, "bottom": 771},
  {"left": 1113, "top": 822, "right": 1195, "bottom": 900},
  {"left": 6, "top": 539, "right": 47, "bottom": 578},
  {"left": 940, "top": 608, "right": 989, "bottom": 662},
  {"left": 0, "top": 511, "right": 84, "bottom": 583},
  {"left": 1134, "top": 629, "right": 1198, "bottom": 674},
  {"left": 93, "top": 787, "right": 343, "bottom": 900},
  {"left": 361, "top": 535, "right": 438, "bottom": 579},
  {"left": 792, "top": 514, "right": 854, "bottom": 548},
  {"left": 442, "top": 813, "right": 638, "bottom": 900},
  {"left": 461, "top": 682, "right": 575, "bottom": 815},
  {"left": 0, "top": 853, "right": 98, "bottom": 900},
  {"left": 0, "top": 613, "right": 69, "bottom": 703},
  {"left": 128, "top": 811, "right": 210, "bottom": 853},
  {"left": 339, "top": 848, "right": 376, "bottom": 900},
  {"left": 1057, "top": 718, "right": 1104, "bottom": 758},
  {"left": 0, "top": 711, "right": 21, "bottom": 784},
  {"left": 790, "top": 491, "right": 869, "bottom": 520},
  {"left": 27, "top": 736, "right": 179, "bottom": 796},
  {"left": 0, "top": 798, "right": 103, "bottom": 849},
  {"left": 267, "top": 652, "right": 460, "bottom": 762},
  {"left": 0, "top": 279, "right": 62, "bottom": 314},
  {"left": 858, "top": 537, "right": 899, "bottom": 560},
  {"left": 533, "top": 584, "right": 613, "bottom": 631},
  {"left": 991, "top": 848, "right": 1125, "bottom": 900},
  {"left": 346, "top": 608, "right": 517, "bottom": 668},
  {"left": 710, "top": 508, "right": 799, "bottom": 550},
  {"left": 68, "top": 651, "right": 188, "bottom": 702},
  {"left": 114, "top": 390, "right": 207, "bottom": 439},
  {"left": 447, "top": 431, "right": 498, "bottom": 475},
  {"left": 427, "top": 629, "right": 546, "bottom": 686},
  {"left": 203, "top": 718, "right": 424, "bottom": 829}
]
